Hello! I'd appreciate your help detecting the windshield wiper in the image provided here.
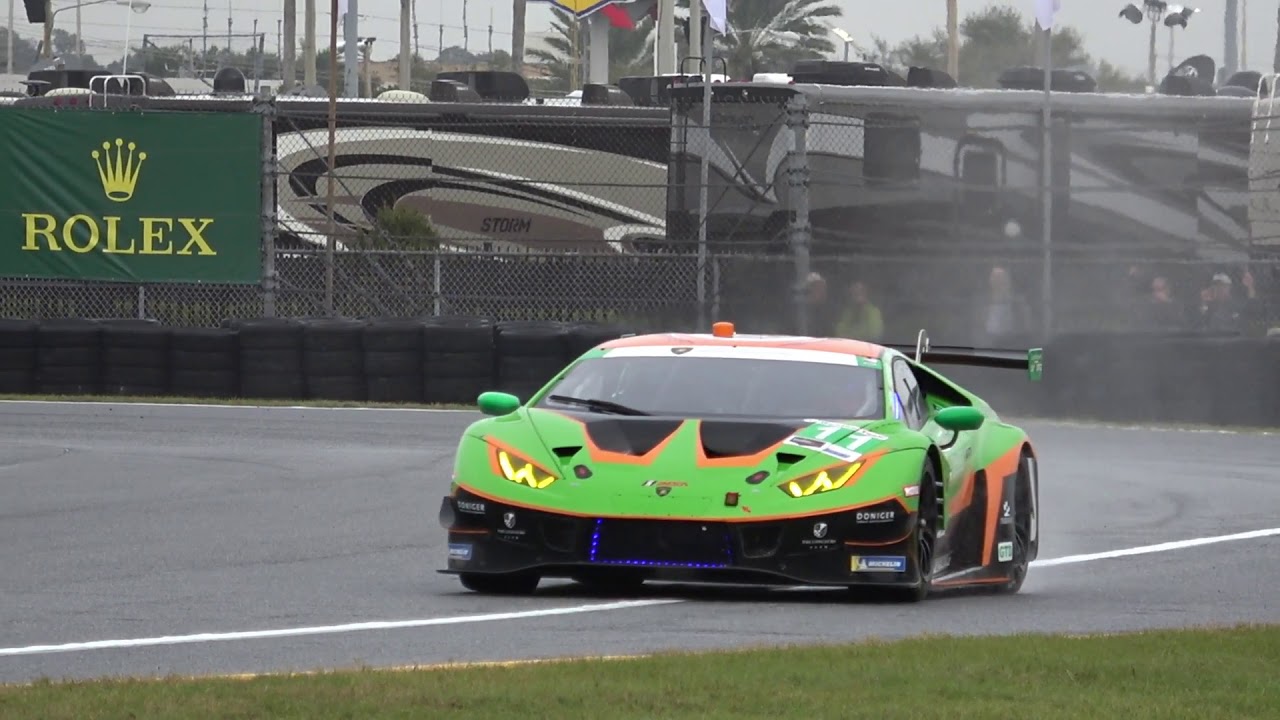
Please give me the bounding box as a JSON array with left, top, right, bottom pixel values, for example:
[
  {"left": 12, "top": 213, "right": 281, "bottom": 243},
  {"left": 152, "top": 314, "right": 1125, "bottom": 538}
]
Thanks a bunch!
[{"left": 546, "top": 394, "right": 650, "bottom": 416}]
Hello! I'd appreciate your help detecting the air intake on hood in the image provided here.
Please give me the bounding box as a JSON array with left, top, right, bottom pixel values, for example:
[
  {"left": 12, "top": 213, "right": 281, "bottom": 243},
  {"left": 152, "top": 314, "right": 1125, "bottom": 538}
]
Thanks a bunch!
[
  {"left": 582, "top": 419, "right": 682, "bottom": 456},
  {"left": 699, "top": 421, "right": 803, "bottom": 459}
]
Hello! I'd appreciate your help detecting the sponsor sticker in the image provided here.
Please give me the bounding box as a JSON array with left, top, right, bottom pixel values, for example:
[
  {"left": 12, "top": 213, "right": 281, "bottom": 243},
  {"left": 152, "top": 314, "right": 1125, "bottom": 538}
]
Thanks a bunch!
[
  {"left": 855, "top": 510, "right": 896, "bottom": 524},
  {"left": 456, "top": 500, "right": 486, "bottom": 514},
  {"left": 997, "top": 541, "right": 1014, "bottom": 562},
  {"left": 448, "top": 543, "right": 473, "bottom": 560},
  {"left": 851, "top": 555, "right": 907, "bottom": 573},
  {"left": 785, "top": 436, "right": 827, "bottom": 450},
  {"left": 1000, "top": 500, "right": 1013, "bottom": 524}
]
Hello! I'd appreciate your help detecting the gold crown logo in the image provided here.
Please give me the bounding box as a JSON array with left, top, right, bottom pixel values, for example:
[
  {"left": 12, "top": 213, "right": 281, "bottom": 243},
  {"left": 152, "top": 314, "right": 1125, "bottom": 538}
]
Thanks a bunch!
[{"left": 92, "top": 138, "right": 147, "bottom": 203}]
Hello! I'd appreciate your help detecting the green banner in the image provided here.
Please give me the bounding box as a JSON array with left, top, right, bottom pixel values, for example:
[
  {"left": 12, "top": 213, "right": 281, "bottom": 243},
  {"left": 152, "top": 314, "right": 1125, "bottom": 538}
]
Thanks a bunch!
[{"left": 0, "top": 108, "right": 262, "bottom": 284}]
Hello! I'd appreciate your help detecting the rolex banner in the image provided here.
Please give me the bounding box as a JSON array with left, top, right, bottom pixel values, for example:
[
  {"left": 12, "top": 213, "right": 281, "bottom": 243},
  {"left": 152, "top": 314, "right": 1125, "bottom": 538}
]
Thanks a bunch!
[{"left": 0, "top": 109, "right": 262, "bottom": 284}]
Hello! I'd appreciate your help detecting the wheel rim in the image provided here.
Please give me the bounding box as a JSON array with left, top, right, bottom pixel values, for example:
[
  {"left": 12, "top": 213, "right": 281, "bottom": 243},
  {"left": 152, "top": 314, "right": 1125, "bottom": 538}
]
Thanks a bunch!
[
  {"left": 917, "top": 474, "right": 937, "bottom": 584},
  {"left": 1010, "top": 462, "right": 1032, "bottom": 582}
]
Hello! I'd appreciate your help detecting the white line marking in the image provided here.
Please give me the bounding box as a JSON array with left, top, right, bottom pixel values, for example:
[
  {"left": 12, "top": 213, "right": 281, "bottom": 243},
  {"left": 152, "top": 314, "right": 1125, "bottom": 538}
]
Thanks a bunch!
[
  {"left": 0, "top": 400, "right": 476, "bottom": 413},
  {"left": 0, "top": 599, "right": 681, "bottom": 658},
  {"left": 1, "top": 528, "right": 1276, "bottom": 659},
  {"left": 1029, "top": 527, "right": 1280, "bottom": 568}
]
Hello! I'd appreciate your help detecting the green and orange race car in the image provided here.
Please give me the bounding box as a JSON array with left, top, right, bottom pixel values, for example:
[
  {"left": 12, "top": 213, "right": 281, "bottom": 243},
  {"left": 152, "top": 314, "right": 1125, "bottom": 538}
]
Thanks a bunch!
[{"left": 437, "top": 322, "right": 1043, "bottom": 602}]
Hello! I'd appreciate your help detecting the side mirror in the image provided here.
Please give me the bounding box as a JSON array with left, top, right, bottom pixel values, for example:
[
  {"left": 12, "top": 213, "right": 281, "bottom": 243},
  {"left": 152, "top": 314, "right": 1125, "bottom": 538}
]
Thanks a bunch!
[
  {"left": 477, "top": 391, "right": 521, "bottom": 416},
  {"left": 934, "top": 406, "right": 984, "bottom": 432}
]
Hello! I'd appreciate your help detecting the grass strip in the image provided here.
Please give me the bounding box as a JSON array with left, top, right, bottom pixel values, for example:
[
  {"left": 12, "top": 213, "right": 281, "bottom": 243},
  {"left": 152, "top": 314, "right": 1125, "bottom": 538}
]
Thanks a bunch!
[
  {"left": 2, "top": 624, "right": 1277, "bottom": 720},
  {"left": 0, "top": 394, "right": 474, "bottom": 411}
]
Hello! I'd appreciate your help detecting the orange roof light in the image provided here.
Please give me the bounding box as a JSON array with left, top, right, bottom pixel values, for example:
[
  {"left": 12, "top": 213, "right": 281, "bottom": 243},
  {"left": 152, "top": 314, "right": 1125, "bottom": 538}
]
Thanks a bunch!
[{"left": 712, "top": 321, "right": 735, "bottom": 338}]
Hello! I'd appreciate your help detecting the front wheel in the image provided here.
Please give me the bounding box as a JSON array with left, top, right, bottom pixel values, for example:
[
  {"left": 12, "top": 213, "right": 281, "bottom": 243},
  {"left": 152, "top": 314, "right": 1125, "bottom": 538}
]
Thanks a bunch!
[
  {"left": 459, "top": 572, "right": 540, "bottom": 595},
  {"left": 884, "top": 460, "right": 939, "bottom": 603}
]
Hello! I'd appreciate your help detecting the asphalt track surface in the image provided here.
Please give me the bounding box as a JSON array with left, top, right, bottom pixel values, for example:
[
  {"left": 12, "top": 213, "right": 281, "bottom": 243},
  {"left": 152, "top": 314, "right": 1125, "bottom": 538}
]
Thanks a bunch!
[{"left": 0, "top": 400, "right": 1277, "bottom": 684}]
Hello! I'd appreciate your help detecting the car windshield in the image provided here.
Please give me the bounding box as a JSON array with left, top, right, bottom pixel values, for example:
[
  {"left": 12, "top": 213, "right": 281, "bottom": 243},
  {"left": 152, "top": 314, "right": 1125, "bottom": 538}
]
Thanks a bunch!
[{"left": 535, "top": 354, "right": 885, "bottom": 420}]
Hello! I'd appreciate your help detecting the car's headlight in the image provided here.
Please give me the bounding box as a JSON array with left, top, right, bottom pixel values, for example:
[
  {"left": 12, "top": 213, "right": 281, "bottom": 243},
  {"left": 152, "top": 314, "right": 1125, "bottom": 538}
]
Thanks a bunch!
[
  {"left": 488, "top": 444, "right": 557, "bottom": 489},
  {"left": 778, "top": 461, "right": 864, "bottom": 498}
]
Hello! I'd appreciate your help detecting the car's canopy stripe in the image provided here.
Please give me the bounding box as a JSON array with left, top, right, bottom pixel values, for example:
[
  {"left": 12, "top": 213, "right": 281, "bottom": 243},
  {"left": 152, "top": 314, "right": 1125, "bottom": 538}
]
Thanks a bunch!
[
  {"left": 598, "top": 344, "right": 879, "bottom": 366},
  {"left": 598, "top": 333, "right": 884, "bottom": 358}
]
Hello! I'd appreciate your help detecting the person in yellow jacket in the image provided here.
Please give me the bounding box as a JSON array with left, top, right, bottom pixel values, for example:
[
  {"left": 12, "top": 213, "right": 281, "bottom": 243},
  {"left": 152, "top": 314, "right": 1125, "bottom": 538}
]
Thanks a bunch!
[{"left": 835, "top": 280, "right": 884, "bottom": 342}]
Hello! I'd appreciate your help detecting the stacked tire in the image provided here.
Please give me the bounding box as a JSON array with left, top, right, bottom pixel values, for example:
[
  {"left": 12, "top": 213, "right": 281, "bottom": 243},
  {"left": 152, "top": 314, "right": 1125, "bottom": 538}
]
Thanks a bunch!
[
  {"left": 0, "top": 319, "right": 38, "bottom": 394},
  {"left": 565, "top": 322, "right": 628, "bottom": 359},
  {"left": 100, "top": 319, "right": 169, "bottom": 396},
  {"left": 363, "top": 319, "right": 425, "bottom": 403},
  {"left": 35, "top": 319, "right": 102, "bottom": 395},
  {"left": 228, "top": 318, "right": 305, "bottom": 400},
  {"left": 494, "top": 321, "right": 569, "bottom": 401},
  {"left": 302, "top": 319, "right": 367, "bottom": 401},
  {"left": 422, "top": 316, "right": 495, "bottom": 404},
  {"left": 169, "top": 327, "right": 239, "bottom": 398}
]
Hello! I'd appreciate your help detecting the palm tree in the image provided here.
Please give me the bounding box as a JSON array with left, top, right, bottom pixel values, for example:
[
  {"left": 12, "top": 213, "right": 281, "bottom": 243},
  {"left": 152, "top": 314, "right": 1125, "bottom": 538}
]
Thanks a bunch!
[
  {"left": 713, "top": 0, "right": 843, "bottom": 78},
  {"left": 526, "top": 7, "right": 655, "bottom": 91}
]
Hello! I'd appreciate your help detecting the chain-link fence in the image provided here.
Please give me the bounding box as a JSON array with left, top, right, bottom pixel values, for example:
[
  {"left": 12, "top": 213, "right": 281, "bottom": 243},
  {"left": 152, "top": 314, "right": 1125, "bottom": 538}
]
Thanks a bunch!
[{"left": 2, "top": 85, "right": 1278, "bottom": 343}]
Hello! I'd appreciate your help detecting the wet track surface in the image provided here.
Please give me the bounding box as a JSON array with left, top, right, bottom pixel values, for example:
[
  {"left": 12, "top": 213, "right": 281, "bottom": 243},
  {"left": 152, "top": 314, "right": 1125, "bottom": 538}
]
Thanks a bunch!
[{"left": 0, "top": 401, "right": 1277, "bottom": 683}]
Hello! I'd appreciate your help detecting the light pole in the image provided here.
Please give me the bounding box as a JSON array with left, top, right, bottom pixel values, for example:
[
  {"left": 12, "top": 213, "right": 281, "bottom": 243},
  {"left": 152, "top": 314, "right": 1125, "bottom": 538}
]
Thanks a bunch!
[
  {"left": 831, "top": 26, "right": 855, "bottom": 62},
  {"left": 1120, "top": 2, "right": 1170, "bottom": 84},
  {"left": 7, "top": 0, "right": 14, "bottom": 73},
  {"left": 1164, "top": 5, "right": 1199, "bottom": 72},
  {"left": 42, "top": 0, "right": 150, "bottom": 59},
  {"left": 119, "top": 0, "right": 150, "bottom": 73}
]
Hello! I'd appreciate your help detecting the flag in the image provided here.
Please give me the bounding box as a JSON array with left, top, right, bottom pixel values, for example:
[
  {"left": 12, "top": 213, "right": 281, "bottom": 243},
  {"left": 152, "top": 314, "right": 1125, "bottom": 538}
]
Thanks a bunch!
[
  {"left": 702, "top": 0, "right": 727, "bottom": 34},
  {"left": 600, "top": 2, "right": 637, "bottom": 29},
  {"left": 1034, "top": 0, "right": 1060, "bottom": 30}
]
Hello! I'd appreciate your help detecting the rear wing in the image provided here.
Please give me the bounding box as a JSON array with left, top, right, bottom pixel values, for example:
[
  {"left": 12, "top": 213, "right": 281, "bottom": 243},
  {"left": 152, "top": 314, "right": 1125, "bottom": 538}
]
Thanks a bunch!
[{"left": 886, "top": 330, "right": 1043, "bottom": 381}]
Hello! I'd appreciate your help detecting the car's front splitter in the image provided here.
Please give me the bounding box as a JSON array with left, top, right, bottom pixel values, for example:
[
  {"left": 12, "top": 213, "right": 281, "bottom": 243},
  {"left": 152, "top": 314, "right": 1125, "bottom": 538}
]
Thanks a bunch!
[{"left": 438, "top": 490, "right": 923, "bottom": 588}]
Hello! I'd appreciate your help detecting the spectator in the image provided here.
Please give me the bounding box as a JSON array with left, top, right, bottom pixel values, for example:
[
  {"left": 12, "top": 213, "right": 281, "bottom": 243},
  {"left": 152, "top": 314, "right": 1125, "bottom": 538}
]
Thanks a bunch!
[
  {"left": 802, "top": 272, "right": 840, "bottom": 337},
  {"left": 1143, "top": 275, "right": 1185, "bottom": 330},
  {"left": 836, "top": 280, "right": 885, "bottom": 341},
  {"left": 974, "top": 265, "right": 1032, "bottom": 345},
  {"left": 1198, "top": 270, "right": 1257, "bottom": 333}
]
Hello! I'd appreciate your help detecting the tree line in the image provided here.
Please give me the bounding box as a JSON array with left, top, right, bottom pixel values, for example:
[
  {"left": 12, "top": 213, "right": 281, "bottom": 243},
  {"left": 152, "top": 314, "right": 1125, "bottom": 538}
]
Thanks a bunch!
[{"left": 2, "top": 2, "right": 1148, "bottom": 95}]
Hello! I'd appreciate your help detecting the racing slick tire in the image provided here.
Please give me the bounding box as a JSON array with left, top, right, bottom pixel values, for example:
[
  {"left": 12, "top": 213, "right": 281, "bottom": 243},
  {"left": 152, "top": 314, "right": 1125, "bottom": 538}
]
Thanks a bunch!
[
  {"left": 458, "top": 572, "right": 541, "bottom": 595},
  {"left": 881, "top": 460, "right": 939, "bottom": 603},
  {"left": 995, "top": 450, "right": 1035, "bottom": 595}
]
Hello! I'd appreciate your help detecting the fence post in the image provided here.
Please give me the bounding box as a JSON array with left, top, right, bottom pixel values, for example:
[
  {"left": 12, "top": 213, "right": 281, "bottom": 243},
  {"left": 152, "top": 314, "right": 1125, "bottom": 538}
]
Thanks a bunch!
[
  {"left": 785, "top": 93, "right": 812, "bottom": 336},
  {"left": 254, "top": 94, "right": 278, "bottom": 318}
]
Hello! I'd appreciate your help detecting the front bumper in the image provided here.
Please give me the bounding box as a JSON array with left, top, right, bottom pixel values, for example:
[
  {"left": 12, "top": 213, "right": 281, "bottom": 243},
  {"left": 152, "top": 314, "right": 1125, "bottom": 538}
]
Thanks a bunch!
[{"left": 438, "top": 489, "right": 922, "bottom": 587}]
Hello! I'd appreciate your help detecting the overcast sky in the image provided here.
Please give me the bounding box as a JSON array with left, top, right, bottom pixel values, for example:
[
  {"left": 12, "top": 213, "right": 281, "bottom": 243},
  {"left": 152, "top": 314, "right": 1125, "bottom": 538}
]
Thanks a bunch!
[{"left": 21, "top": 0, "right": 1280, "bottom": 78}]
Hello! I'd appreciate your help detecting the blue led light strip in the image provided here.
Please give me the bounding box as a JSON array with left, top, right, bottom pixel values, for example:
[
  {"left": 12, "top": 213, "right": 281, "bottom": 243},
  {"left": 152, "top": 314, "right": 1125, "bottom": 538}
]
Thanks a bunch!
[{"left": 588, "top": 518, "right": 732, "bottom": 569}]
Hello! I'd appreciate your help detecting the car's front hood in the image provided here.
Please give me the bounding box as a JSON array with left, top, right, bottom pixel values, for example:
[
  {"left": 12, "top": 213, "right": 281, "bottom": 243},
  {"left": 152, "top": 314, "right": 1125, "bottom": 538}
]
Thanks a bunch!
[{"left": 454, "top": 408, "right": 925, "bottom": 520}]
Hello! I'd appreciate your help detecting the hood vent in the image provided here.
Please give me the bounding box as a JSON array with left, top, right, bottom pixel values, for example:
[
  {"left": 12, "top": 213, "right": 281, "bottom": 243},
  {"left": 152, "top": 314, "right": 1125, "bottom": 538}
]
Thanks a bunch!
[
  {"left": 775, "top": 452, "right": 806, "bottom": 472},
  {"left": 582, "top": 419, "right": 682, "bottom": 456},
  {"left": 699, "top": 420, "right": 805, "bottom": 459},
  {"left": 552, "top": 446, "right": 581, "bottom": 460}
]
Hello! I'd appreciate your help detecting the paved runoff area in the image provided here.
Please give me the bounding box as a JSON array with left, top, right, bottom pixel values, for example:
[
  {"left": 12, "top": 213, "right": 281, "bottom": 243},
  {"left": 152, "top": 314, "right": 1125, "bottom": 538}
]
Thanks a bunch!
[{"left": 0, "top": 401, "right": 1277, "bottom": 683}]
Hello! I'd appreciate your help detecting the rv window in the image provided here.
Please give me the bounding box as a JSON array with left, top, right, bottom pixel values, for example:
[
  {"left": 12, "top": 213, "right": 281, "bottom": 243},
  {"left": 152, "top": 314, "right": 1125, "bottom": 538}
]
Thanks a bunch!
[{"left": 863, "top": 112, "right": 920, "bottom": 184}]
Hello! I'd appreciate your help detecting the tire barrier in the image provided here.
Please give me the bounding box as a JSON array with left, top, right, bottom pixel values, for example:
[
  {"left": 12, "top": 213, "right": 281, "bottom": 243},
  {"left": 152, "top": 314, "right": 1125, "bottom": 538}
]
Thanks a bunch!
[
  {"left": 0, "top": 319, "right": 39, "bottom": 394},
  {"left": 169, "top": 327, "right": 239, "bottom": 398},
  {"left": 35, "top": 319, "right": 103, "bottom": 395},
  {"left": 1, "top": 319, "right": 1278, "bottom": 427},
  {"left": 100, "top": 319, "right": 169, "bottom": 397},
  {"left": 422, "top": 316, "right": 497, "bottom": 405}
]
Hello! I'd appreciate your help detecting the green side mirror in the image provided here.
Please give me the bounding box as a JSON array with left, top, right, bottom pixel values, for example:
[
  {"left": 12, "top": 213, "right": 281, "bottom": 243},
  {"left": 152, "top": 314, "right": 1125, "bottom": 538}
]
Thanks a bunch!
[
  {"left": 934, "top": 406, "right": 985, "bottom": 432},
  {"left": 477, "top": 391, "right": 521, "bottom": 416}
]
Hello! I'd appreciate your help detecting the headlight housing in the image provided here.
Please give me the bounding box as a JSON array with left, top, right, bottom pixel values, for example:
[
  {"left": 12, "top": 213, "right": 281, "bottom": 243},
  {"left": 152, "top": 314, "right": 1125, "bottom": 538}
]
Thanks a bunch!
[
  {"left": 488, "top": 443, "right": 557, "bottom": 489},
  {"left": 778, "top": 461, "right": 864, "bottom": 498}
]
